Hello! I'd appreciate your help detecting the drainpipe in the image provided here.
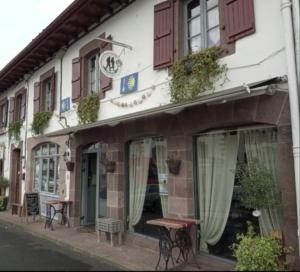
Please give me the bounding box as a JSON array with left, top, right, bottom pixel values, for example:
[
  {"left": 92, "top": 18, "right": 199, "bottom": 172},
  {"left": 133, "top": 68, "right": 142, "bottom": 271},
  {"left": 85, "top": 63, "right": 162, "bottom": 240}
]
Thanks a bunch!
[
  {"left": 292, "top": 0, "right": 300, "bottom": 89},
  {"left": 281, "top": 0, "right": 300, "bottom": 253}
]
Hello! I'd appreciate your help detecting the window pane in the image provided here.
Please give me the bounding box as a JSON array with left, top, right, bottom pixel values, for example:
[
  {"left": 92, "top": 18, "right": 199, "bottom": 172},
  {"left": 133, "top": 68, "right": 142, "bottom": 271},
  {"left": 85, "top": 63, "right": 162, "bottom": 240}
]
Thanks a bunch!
[
  {"left": 208, "top": 27, "right": 220, "bottom": 47},
  {"left": 188, "top": 0, "right": 200, "bottom": 18},
  {"left": 41, "top": 159, "right": 48, "bottom": 191},
  {"left": 207, "top": 0, "right": 218, "bottom": 10},
  {"left": 189, "top": 35, "right": 201, "bottom": 53},
  {"left": 207, "top": 7, "right": 219, "bottom": 29},
  {"left": 49, "top": 144, "right": 57, "bottom": 155},
  {"left": 189, "top": 16, "right": 201, "bottom": 37},
  {"left": 42, "top": 144, "right": 48, "bottom": 156},
  {"left": 48, "top": 158, "right": 55, "bottom": 193},
  {"left": 34, "top": 159, "right": 40, "bottom": 191}
]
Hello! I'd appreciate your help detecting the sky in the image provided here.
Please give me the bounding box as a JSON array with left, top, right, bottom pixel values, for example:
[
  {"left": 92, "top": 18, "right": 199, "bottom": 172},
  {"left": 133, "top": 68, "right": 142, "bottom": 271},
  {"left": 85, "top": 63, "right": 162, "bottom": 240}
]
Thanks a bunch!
[{"left": 0, "top": 0, "right": 74, "bottom": 70}]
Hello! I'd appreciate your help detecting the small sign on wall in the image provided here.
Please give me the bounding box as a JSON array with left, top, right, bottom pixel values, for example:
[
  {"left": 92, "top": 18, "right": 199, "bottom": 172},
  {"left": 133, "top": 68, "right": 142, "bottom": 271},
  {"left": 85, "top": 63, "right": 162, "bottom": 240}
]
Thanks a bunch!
[
  {"left": 120, "top": 72, "right": 139, "bottom": 94},
  {"left": 61, "top": 98, "right": 70, "bottom": 113}
]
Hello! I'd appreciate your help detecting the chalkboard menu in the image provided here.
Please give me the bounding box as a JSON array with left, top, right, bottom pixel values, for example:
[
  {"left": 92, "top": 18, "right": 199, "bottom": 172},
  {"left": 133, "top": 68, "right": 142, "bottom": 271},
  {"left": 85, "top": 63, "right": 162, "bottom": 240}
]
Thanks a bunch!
[{"left": 24, "top": 193, "right": 40, "bottom": 216}]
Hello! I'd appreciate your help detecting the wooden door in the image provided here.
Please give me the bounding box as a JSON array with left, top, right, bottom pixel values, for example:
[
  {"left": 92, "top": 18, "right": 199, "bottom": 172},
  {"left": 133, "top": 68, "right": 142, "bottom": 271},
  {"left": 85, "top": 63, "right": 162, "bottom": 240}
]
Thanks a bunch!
[{"left": 10, "top": 149, "right": 21, "bottom": 209}]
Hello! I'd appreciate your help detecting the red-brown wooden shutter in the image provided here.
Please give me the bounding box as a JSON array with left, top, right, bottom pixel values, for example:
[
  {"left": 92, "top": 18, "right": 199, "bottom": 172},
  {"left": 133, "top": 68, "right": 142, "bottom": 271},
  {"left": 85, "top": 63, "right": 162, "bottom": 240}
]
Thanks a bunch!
[
  {"left": 34, "top": 82, "right": 41, "bottom": 114},
  {"left": 223, "top": 0, "right": 255, "bottom": 44},
  {"left": 21, "top": 88, "right": 27, "bottom": 120},
  {"left": 8, "top": 97, "right": 15, "bottom": 125},
  {"left": 0, "top": 159, "right": 3, "bottom": 177},
  {"left": 153, "top": 0, "right": 174, "bottom": 70},
  {"left": 100, "top": 35, "right": 113, "bottom": 92},
  {"left": 72, "top": 57, "right": 81, "bottom": 102},
  {"left": 51, "top": 72, "right": 56, "bottom": 111}
]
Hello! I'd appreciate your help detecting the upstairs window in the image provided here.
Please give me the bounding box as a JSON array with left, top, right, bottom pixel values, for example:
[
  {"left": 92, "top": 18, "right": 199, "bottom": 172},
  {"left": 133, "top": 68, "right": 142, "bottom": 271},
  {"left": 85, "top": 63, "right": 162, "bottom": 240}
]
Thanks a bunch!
[
  {"left": 0, "top": 99, "right": 8, "bottom": 128},
  {"left": 15, "top": 92, "right": 26, "bottom": 121},
  {"left": 42, "top": 78, "right": 52, "bottom": 112},
  {"left": 88, "top": 53, "right": 100, "bottom": 95},
  {"left": 185, "top": 0, "right": 220, "bottom": 53}
]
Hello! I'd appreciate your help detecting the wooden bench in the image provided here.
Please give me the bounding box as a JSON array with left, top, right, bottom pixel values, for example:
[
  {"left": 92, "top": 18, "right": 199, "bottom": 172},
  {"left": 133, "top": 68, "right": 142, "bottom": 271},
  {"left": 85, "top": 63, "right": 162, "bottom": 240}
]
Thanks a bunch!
[
  {"left": 11, "top": 203, "right": 23, "bottom": 216},
  {"left": 96, "top": 218, "right": 123, "bottom": 246}
]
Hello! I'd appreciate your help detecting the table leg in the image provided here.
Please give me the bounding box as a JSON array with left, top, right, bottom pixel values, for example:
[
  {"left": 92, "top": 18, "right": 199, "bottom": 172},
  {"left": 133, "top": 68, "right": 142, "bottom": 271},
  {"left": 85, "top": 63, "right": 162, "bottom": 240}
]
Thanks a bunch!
[{"left": 155, "top": 227, "right": 174, "bottom": 271}]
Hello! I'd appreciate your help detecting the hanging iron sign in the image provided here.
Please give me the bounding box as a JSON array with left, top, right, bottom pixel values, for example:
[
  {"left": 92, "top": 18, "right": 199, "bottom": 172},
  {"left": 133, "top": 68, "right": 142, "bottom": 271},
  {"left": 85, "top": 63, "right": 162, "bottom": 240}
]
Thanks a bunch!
[{"left": 99, "top": 51, "right": 122, "bottom": 79}]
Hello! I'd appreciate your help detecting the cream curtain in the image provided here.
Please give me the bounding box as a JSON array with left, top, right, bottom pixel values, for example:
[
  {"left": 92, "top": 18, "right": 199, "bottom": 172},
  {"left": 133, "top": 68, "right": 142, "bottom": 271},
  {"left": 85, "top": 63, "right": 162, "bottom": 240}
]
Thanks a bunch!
[
  {"left": 244, "top": 128, "right": 282, "bottom": 235},
  {"left": 155, "top": 139, "right": 168, "bottom": 217},
  {"left": 197, "top": 132, "right": 239, "bottom": 251},
  {"left": 129, "top": 138, "right": 152, "bottom": 232}
]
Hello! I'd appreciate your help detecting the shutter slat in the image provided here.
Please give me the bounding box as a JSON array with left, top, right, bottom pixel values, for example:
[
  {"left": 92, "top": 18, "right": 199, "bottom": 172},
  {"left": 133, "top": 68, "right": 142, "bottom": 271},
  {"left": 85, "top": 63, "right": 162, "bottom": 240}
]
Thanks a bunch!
[
  {"left": 100, "top": 35, "right": 113, "bottom": 93},
  {"left": 153, "top": 0, "right": 174, "bottom": 70},
  {"left": 21, "top": 88, "right": 27, "bottom": 120},
  {"left": 34, "top": 82, "right": 41, "bottom": 114},
  {"left": 8, "top": 97, "right": 15, "bottom": 125},
  {"left": 224, "top": 0, "right": 255, "bottom": 43},
  {"left": 72, "top": 57, "right": 81, "bottom": 102},
  {"left": 51, "top": 72, "right": 56, "bottom": 111}
]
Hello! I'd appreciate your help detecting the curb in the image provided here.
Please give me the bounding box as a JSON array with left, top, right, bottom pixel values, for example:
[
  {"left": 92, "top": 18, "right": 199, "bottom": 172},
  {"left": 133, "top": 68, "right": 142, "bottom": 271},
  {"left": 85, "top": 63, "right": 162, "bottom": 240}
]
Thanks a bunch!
[{"left": 0, "top": 217, "right": 134, "bottom": 271}]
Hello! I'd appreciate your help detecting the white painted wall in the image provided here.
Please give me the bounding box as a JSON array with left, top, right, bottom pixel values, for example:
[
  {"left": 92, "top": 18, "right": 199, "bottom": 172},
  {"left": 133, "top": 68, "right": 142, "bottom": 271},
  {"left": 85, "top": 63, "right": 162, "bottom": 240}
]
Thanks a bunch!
[{"left": 0, "top": 0, "right": 289, "bottom": 198}]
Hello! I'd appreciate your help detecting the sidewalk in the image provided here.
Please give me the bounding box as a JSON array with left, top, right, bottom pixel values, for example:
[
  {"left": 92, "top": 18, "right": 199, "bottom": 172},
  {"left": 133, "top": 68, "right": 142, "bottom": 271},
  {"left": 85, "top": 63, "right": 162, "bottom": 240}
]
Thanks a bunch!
[{"left": 0, "top": 211, "right": 234, "bottom": 271}]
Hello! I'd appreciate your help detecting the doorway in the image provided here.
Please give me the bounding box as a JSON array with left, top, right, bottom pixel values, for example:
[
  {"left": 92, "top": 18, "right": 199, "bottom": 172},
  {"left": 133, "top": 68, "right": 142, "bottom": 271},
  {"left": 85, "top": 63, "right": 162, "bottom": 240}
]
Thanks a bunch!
[
  {"left": 10, "top": 149, "right": 21, "bottom": 212},
  {"left": 80, "top": 143, "right": 107, "bottom": 226}
]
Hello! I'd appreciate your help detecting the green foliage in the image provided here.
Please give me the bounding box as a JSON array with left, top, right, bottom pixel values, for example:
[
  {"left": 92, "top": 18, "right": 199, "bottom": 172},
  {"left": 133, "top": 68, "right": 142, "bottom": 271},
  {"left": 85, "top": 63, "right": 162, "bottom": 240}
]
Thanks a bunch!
[
  {"left": 0, "top": 176, "right": 9, "bottom": 189},
  {"left": 235, "top": 160, "right": 282, "bottom": 210},
  {"left": 8, "top": 121, "right": 22, "bottom": 141},
  {"left": 0, "top": 196, "right": 8, "bottom": 211},
  {"left": 170, "top": 46, "right": 227, "bottom": 103},
  {"left": 77, "top": 93, "right": 100, "bottom": 124},
  {"left": 31, "top": 112, "right": 52, "bottom": 135},
  {"left": 231, "top": 223, "right": 284, "bottom": 271}
]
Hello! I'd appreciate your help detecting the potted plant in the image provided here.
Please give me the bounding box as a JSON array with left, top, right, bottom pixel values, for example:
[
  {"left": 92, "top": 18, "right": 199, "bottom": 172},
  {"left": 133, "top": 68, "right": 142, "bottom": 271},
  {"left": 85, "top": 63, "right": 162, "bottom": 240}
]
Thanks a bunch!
[
  {"left": 166, "top": 158, "right": 181, "bottom": 175},
  {"left": 100, "top": 159, "right": 116, "bottom": 173},
  {"left": 231, "top": 222, "right": 293, "bottom": 271},
  {"left": 66, "top": 161, "right": 75, "bottom": 172},
  {"left": 235, "top": 160, "right": 281, "bottom": 217},
  {"left": 0, "top": 176, "right": 9, "bottom": 211}
]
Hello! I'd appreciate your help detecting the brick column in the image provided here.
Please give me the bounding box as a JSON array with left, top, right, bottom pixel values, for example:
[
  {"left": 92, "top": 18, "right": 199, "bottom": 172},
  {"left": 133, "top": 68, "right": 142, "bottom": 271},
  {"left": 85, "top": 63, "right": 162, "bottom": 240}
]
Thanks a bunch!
[
  {"left": 167, "top": 135, "right": 194, "bottom": 218},
  {"left": 107, "top": 143, "right": 125, "bottom": 221}
]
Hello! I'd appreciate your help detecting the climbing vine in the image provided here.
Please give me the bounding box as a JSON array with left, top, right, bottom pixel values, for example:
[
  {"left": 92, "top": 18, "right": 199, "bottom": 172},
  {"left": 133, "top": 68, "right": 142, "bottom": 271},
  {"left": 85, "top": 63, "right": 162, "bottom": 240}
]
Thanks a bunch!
[
  {"left": 8, "top": 121, "right": 22, "bottom": 141},
  {"left": 170, "top": 46, "right": 227, "bottom": 103},
  {"left": 77, "top": 93, "right": 100, "bottom": 124},
  {"left": 31, "top": 112, "right": 52, "bottom": 135}
]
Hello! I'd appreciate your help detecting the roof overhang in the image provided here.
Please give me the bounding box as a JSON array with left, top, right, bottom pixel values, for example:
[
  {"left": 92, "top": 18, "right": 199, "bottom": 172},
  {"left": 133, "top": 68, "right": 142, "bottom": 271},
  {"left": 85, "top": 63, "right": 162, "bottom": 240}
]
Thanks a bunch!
[
  {"left": 46, "top": 78, "right": 282, "bottom": 138},
  {"left": 0, "top": 0, "right": 135, "bottom": 92}
]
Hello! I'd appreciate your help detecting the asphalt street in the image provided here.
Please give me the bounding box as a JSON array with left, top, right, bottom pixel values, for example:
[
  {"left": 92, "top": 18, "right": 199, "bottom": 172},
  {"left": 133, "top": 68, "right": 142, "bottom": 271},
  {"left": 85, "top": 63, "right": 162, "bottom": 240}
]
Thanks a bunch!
[{"left": 0, "top": 223, "right": 122, "bottom": 271}]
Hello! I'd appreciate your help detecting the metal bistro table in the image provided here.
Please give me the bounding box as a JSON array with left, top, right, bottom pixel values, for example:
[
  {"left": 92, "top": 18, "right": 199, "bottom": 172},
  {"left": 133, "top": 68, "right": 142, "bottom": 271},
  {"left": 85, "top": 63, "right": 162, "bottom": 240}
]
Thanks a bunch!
[
  {"left": 147, "top": 218, "right": 200, "bottom": 271},
  {"left": 44, "top": 200, "right": 72, "bottom": 230}
]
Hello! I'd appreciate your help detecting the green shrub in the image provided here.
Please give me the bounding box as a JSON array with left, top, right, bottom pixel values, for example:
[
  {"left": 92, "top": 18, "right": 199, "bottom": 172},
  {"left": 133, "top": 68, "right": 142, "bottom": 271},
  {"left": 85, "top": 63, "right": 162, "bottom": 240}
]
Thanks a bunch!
[
  {"left": 8, "top": 121, "right": 22, "bottom": 141},
  {"left": 231, "top": 223, "right": 282, "bottom": 271},
  {"left": 77, "top": 93, "right": 100, "bottom": 124},
  {"left": 235, "top": 160, "right": 281, "bottom": 210},
  {"left": 0, "top": 196, "right": 8, "bottom": 211},
  {"left": 170, "top": 46, "right": 227, "bottom": 103},
  {"left": 31, "top": 111, "right": 52, "bottom": 135}
]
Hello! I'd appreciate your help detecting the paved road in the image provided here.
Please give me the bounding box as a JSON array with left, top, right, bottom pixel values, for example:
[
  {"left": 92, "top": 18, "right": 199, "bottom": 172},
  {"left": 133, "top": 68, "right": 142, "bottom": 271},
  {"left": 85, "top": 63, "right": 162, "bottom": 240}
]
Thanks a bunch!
[{"left": 0, "top": 223, "right": 122, "bottom": 271}]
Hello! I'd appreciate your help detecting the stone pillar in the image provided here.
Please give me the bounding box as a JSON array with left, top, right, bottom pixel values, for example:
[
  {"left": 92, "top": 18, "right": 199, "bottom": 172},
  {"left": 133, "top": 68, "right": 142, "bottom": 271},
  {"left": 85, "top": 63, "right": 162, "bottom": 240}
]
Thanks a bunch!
[
  {"left": 167, "top": 135, "right": 194, "bottom": 219},
  {"left": 107, "top": 142, "right": 125, "bottom": 221}
]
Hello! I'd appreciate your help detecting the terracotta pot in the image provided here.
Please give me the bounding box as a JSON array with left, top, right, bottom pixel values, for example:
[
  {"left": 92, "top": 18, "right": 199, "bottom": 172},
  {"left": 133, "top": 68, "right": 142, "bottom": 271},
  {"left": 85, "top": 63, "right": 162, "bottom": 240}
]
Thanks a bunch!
[
  {"left": 166, "top": 159, "right": 181, "bottom": 175},
  {"left": 66, "top": 161, "right": 75, "bottom": 172},
  {"left": 100, "top": 160, "right": 116, "bottom": 173}
]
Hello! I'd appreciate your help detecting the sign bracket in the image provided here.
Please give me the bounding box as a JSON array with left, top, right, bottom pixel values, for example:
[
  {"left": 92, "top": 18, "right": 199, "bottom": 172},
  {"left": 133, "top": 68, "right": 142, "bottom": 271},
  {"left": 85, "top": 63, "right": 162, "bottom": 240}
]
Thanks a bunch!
[{"left": 95, "top": 38, "right": 133, "bottom": 51}]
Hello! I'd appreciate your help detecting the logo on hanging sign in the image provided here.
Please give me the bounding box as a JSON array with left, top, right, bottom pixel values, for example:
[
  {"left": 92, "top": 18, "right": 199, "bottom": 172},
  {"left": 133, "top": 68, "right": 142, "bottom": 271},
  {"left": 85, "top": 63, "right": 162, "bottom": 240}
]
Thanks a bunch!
[
  {"left": 120, "top": 72, "right": 139, "bottom": 94},
  {"left": 99, "top": 51, "right": 122, "bottom": 79}
]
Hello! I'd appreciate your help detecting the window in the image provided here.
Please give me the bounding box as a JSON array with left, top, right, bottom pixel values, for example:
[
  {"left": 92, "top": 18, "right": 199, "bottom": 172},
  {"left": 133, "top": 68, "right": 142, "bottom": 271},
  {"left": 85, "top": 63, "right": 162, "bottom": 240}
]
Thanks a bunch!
[
  {"left": 185, "top": 0, "right": 220, "bottom": 53},
  {"left": 15, "top": 93, "right": 25, "bottom": 121},
  {"left": 34, "top": 68, "right": 55, "bottom": 114},
  {"left": 33, "top": 143, "right": 60, "bottom": 195},
  {"left": 195, "top": 127, "right": 281, "bottom": 260},
  {"left": 0, "top": 99, "right": 8, "bottom": 127},
  {"left": 88, "top": 53, "right": 100, "bottom": 94},
  {"left": 42, "top": 78, "right": 52, "bottom": 112},
  {"left": 128, "top": 137, "right": 168, "bottom": 238}
]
